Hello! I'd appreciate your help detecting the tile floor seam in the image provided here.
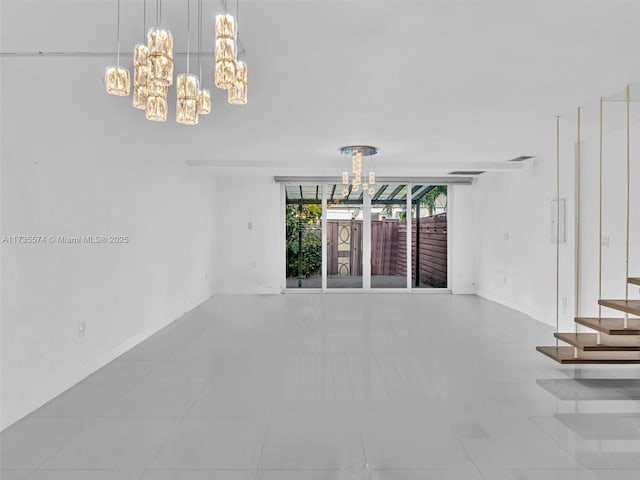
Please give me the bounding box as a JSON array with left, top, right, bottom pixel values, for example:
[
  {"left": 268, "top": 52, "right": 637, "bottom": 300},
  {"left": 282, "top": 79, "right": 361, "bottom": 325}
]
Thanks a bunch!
[
  {"left": 458, "top": 436, "right": 487, "bottom": 480},
  {"left": 24, "top": 417, "right": 97, "bottom": 473},
  {"left": 526, "top": 413, "right": 589, "bottom": 466},
  {"left": 253, "top": 428, "right": 269, "bottom": 480},
  {"left": 140, "top": 374, "right": 214, "bottom": 477}
]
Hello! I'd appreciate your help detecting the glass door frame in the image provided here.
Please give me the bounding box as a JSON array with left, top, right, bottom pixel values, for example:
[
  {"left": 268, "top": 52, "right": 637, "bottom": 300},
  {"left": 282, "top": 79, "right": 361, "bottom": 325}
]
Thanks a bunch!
[{"left": 281, "top": 181, "right": 451, "bottom": 292}]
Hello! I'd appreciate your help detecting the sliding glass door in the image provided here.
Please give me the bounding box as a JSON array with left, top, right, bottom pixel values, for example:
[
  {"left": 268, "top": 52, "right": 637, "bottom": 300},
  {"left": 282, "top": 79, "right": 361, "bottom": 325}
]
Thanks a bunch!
[
  {"left": 370, "top": 183, "right": 408, "bottom": 288},
  {"left": 411, "top": 185, "right": 448, "bottom": 289},
  {"left": 285, "top": 185, "right": 322, "bottom": 288},
  {"left": 284, "top": 183, "right": 448, "bottom": 290},
  {"left": 326, "top": 184, "right": 363, "bottom": 288}
]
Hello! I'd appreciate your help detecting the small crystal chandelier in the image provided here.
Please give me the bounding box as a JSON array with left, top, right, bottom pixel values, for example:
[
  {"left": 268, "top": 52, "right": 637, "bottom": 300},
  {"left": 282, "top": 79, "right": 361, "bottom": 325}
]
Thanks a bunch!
[
  {"left": 340, "top": 146, "right": 377, "bottom": 196},
  {"left": 105, "top": 0, "right": 131, "bottom": 96}
]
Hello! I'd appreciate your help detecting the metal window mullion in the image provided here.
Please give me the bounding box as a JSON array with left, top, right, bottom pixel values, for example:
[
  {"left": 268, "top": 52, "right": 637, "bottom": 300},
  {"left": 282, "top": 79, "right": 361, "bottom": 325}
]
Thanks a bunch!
[
  {"left": 322, "top": 183, "right": 328, "bottom": 290},
  {"left": 407, "top": 182, "right": 412, "bottom": 289}
]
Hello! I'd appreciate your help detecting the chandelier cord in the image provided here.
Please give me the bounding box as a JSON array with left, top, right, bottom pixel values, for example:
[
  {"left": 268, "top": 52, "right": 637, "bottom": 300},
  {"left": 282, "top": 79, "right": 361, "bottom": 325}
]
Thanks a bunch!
[
  {"left": 156, "top": 0, "right": 160, "bottom": 26},
  {"left": 116, "top": 0, "right": 121, "bottom": 66},
  {"left": 186, "top": 0, "right": 191, "bottom": 73},
  {"left": 197, "top": 0, "right": 202, "bottom": 81},
  {"left": 143, "top": 0, "right": 146, "bottom": 39}
]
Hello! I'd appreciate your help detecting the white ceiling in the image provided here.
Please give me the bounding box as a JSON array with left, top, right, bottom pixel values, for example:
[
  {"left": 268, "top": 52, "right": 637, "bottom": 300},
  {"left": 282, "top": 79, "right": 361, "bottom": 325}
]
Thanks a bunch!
[{"left": 3, "top": 0, "right": 640, "bottom": 175}]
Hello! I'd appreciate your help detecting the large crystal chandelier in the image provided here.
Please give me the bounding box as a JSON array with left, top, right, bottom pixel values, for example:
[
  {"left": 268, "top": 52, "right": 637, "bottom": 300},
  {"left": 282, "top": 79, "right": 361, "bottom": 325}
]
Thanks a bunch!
[
  {"left": 340, "top": 146, "right": 377, "bottom": 196},
  {"left": 104, "top": 0, "right": 247, "bottom": 124}
]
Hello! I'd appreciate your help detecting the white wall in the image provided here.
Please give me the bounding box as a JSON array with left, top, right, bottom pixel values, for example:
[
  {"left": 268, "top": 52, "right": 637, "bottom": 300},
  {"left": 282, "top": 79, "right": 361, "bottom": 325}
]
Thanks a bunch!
[
  {"left": 1, "top": 59, "right": 217, "bottom": 430},
  {"left": 449, "top": 184, "right": 477, "bottom": 294},
  {"left": 213, "top": 175, "right": 284, "bottom": 294},
  {"left": 473, "top": 109, "right": 640, "bottom": 328}
]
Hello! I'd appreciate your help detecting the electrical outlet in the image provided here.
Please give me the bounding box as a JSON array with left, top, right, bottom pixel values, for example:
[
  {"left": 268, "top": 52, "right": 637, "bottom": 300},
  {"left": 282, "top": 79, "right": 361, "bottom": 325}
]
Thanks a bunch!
[
  {"left": 504, "top": 233, "right": 509, "bottom": 241},
  {"left": 503, "top": 276, "right": 508, "bottom": 285},
  {"left": 602, "top": 236, "right": 610, "bottom": 247},
  {"left": 562, "top": 297, "right": 567, "bottom": 314},
  {"left": 78, "top": 321, "right": 86, "bottom": 338}
]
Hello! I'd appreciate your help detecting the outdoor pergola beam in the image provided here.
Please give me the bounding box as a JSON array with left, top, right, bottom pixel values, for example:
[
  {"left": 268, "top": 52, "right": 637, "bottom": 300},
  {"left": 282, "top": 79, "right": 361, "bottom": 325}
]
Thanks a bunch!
[
  {"left": 372, "top": 184, "right": 388, "bottom": 201},
  {"left": 387, "top": 185, "right": 406, "bottom": 202},
  {"left": 286, "top": 199, "right": 413, "bottom": 205},
  {"left": 284, "top": 184, "right": 438, "bottom": 205},
  {"left": 412, "top": 185, "right": 436, "bottom": 202}
]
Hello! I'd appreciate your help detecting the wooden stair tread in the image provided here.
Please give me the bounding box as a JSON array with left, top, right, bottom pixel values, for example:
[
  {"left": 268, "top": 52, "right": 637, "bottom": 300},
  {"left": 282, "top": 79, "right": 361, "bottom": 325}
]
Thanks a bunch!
[
  {"left": 629, "top": 277, "right": 640, "bottom": 286},
  {"left": 575, "top": 317, "right": 640, "bottom": 335},
  {"left": 554, "top": 332, "right": 640, "bottom": 351},
  {"left": 536, "top": 346, "right": 640, "bottom": 364},
  {"left": 598, "top": 299, "right": 640, "bottom": 316}
]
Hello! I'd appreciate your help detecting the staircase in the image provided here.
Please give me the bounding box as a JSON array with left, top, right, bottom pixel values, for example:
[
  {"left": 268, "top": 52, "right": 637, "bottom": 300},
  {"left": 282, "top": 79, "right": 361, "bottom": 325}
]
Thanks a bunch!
[{"left": 537, "top": 278, "right": 640, "bottom": 364}]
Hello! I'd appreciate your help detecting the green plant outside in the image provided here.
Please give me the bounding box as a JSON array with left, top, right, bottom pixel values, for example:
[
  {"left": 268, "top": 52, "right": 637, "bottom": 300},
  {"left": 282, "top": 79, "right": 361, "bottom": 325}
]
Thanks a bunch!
[{"left": 286, "top": 204, "right": 323, "bottom": 278}]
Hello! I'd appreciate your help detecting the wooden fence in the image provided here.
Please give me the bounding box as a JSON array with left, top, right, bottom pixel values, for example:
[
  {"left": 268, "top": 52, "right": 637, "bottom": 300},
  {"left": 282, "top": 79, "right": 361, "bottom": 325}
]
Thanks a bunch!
[{"left": 326, "top": 214, "right": 447, "bottom": 287}]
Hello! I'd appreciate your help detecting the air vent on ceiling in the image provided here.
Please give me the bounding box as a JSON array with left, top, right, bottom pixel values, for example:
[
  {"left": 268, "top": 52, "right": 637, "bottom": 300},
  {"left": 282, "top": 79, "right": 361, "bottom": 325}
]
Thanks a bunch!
[
  {"left": 507, "top": 155, "right": 534, "bottom": 162},
  {"left": 448, "top": 171, "right": 485, "bottom": 175}
]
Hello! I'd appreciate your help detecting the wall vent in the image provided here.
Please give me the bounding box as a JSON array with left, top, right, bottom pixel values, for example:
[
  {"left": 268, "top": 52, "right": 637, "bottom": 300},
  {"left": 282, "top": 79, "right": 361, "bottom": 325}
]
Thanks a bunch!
[{"left": 448, "top": 171, "right": 485, "bottom": 175}]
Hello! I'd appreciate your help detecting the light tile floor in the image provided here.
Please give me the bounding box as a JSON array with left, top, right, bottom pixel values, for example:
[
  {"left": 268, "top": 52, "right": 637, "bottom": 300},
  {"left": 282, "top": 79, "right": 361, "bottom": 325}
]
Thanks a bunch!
[{"left": 2, "top": 294, "right": 640, "bottom": 479}]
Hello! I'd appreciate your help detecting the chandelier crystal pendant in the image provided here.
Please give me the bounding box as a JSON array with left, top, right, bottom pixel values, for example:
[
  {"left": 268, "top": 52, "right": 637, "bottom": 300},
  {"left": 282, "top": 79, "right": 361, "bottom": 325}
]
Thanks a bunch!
[
  {"left": 176, "top": 0, "right": 198, "bottom": 125},
  {"left": 105, "top": 0, "right": 131, "bottom": 96},
  {"left": 132, "top": 0, "right": 150, "bottom": 110},
  {"left": 177, "top": 74, "right": 199, "bottom": 125},
  {"left": 340, "top": 146, "right": 377, "bottom": 196},
  {"left": 133, "top": 44, "right": 149, "bottom": 109},
  {"left": 197, "top": 89, "right": 212, "bottom": 114},
  {"left": 214, "top": 13, "right": 236, "bottom": 89},
  {"left": 144, "top": 0, "right": 172, "bottom": 121},
  {"left": 194, "top": 0, "right": 211, "bottom": 116},
  {"left": 228, "top": 60, "right": 247, "bottom": 105},
  {"left": 147, "top": 27, "right": 174, "bottom": 87}
]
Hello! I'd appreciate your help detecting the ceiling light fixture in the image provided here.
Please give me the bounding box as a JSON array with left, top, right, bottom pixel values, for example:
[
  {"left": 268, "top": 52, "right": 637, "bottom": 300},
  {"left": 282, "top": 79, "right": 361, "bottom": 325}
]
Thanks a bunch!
[
  {"left": 214, "top": 13, "right": 236, "bottom": 89},
  {"left": 215, "top": 0, "right": 248, "bottom": 105},
  {"left": 227, "top": 0, "right": 247, "bottom": 105},
  {"left": 105, "top": 0, "right": 247, "bottom": 124},
  {"left": 132, "top": 0, "right": 149, "bottom": 110},
  {"left": 340, "top": 146, "right": 377, "bottom": 196},
  {"left": 105, "top": 0, "right": 131, "bottom": 96},
  {"left": 176, "top": 0, "right": 199, "bottom": 125},
  {"left": 196, "top": 0, "right": 211, "bottom": 115},
  {"left": 144, "top": 0, "right": 172, "bottom": 121}
]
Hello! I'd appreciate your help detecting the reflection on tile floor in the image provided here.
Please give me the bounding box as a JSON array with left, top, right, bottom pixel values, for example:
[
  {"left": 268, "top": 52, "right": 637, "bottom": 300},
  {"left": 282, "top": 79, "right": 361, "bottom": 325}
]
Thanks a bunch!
[{"left": 2, "top": 294, "right": 640, "bottom": 479}]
